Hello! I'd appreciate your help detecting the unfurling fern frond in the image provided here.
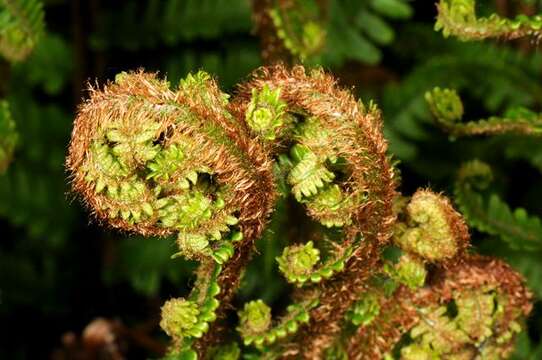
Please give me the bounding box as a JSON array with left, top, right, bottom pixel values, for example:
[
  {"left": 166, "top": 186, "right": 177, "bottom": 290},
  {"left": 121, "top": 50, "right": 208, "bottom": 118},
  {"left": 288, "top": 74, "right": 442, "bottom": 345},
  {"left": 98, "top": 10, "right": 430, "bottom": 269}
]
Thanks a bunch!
[
  {"left": 0, "top": 100, "right": 17, "bottom": 173},
  {"left": 436, "top": 0, "right": 542, "bottom": 41},
  {"left": 426, "top": 87, "right": 542, "bottom": 137},
  {"left": 67, "top": 66, "right": 531, "bottom": 359},
  {"left": 0, "top": 0, "right": 44, "bottom": 62},
  {"left": 455, "top": 160, "right": 542, "bottom": 251}
]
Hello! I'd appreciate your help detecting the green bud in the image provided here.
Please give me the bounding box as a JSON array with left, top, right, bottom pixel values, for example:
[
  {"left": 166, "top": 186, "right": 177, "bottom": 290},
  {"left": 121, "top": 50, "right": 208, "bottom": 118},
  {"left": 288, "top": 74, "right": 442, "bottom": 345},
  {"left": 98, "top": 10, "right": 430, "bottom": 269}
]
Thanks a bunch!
[{"left": 159, "top": 298, "right": 200, "bottom": 341}]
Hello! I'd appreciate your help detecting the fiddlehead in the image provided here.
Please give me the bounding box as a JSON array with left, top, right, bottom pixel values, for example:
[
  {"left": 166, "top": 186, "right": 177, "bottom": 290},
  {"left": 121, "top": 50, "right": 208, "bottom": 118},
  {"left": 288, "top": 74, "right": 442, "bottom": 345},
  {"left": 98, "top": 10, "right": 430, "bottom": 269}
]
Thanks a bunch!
[
  {"left": 0, "top": 0, "right": 44, "bottom": 62},
  {"left": 426, "top": 87, "right": 542, "bottom": 137},
  {"left": 436, "top": 0, "right": 542, "bottom": 41},
  {"left": 0, "top": 100, "right": 17, "bottom": 173},
  {"left": 67, "top": 66, "right": 532, "bottom": 359},
  {"left": 67, "top": 70, "right": 277, "bottom": 356},
  {"left": 231, "top": 65, "right": 397, "bottom": 358},
  {"left": 344, "top": 190, "right": 532, "bottom": 359},
  {"left": 455, "top": 160, "right": 542, "bottom": 251}
]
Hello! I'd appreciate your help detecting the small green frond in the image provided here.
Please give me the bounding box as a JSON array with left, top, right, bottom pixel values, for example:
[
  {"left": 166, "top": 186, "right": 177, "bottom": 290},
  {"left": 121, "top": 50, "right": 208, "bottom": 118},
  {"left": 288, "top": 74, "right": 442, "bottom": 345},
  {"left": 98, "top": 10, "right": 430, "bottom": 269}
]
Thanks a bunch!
[
  {"left": 436, "top": 0, "right": 542, "bottom": 41},
  {"left": 455, "top": 160, "right": 542, "bottom": 251},
  {"left": 426, "top": 87, "right": 542, "bottom": 137}
]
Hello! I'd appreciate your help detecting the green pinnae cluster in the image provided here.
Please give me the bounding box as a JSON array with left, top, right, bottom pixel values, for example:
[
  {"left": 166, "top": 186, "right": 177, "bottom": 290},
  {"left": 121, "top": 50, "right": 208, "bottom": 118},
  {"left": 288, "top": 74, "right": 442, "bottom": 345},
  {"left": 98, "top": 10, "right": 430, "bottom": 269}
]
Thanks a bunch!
[
  {"left": 285, "top": 116, "right": 360, "bottom": 228},
  {"left": 309, "top": 185, "right": 355, "bottom": 228},
  {"left": 436, "top": 0, "right": 542, "bottom": 41},
  {"left": 400, "top": 287, "right": 517, "bottom": 359},
  {"left": 162, "top": 263, "right": 222, "bottom": 355},
  {"left": 384, "top": 253, "right": 427, "bottom": 290},
  {"left": 395, "top": 191, "right": 463, "bottom": 262},
  {"left": 160, "top": 298, "right": 201, "bottom": 340},
  {"left": 347, "top": 293, "right": 380, "bottom": 327},
  {"left": 0, "top": 0, "right": 45, "bottom": 62},
  {"left": 245, "top": 85, "right": 290, "bottom": 141},
  {"left": 105, "top": 120, "right": 161, "bottom": 164},
  {"left": 237, "top": 300, "right": 272, "bottom": 341},
  {"left": 238, "top": 299, "right": 318, "bottom": 347},
  {"left": 426, "top": 87, "right": 542, "bottom": 137},
  {"left": 179, "top": 70, "right": 230, "bottom": 109},
  {"left": 76, "top": 71, "right": 246, "bottom": 262},
  {"left": 0, "top": 100, "right": 18, "bottom": 173},
  {"left": 425, "top": 87, "right": 463, "bottom": 124},
  {"left": 268, "top": 0, "right": 325, "bottom": 61},
  {"left": 288, "top": 144, "right": 335, "bottom": 201},
  {"left": 278, "top": 240, "right": 352, "bottom": 286},
  {"left": 276, "top": 241, "right": 320, "bottom": 283}
]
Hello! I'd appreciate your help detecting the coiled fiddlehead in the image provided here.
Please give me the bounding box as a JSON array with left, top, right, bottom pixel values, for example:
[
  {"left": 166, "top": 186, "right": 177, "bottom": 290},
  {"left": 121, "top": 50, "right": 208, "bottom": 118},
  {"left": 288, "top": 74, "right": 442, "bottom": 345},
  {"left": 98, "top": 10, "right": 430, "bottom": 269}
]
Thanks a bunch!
[
  {"left": 426, "top": 87, "right": 542, "bottom": 137},
  {"left": 67, "top": 70, "right": 277, "bottom": 357},
  {"left": 436, "top": 0, "right": 542, "bottom": 41},
  {"left": 344, "top": 189, "right": 532, "bottom": 359},
  {"left": 231, "top": 65, "right": 397, "bottom": 358},
  {"left": 67, "top": 66, "right": 531, "bottom": 359}
]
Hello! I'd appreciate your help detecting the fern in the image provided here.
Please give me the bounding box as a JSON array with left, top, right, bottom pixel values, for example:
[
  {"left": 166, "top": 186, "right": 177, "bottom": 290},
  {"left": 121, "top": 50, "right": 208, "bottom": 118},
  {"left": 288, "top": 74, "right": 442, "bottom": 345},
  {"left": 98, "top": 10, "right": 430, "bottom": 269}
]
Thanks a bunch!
[
  {"left": 436, "top": 0, "right": 542, "bottom": 41},
  {"left": 455, "top": 160, "right": 542, "bottom": 251},
  {"left": 426, "top": 87, "right": 542, "bottom": 137},
  {"left": 0, "top": 0, "right": 44, "bottom": 62},
  {"left": 90, "top": 0, "right": 251, "bottom": 51}
]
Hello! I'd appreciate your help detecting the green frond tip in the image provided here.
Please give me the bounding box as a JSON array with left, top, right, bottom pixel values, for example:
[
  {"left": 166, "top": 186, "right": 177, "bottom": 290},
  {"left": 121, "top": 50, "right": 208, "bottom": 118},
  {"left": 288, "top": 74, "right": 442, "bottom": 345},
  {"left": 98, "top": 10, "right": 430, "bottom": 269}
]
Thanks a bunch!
[
  {"left": 238, "top": 299, "right": 318, "bottom": 347},
  {"left": 0, "top": 100, "right": 18, "bottom": 173},
  {"left": 385, "top": 253, "right": 427, "bottom": 289},
  {"left": 159, "top": 298, "right": 200, "bottom": 341},
  {"left": 0, "top": 0, "right": 45, "bottom": 62},
  {"left": 277, "top": 241, "right": 320, "bottom": 283},
  {"left": 455, "top": 160, "right": 542, "bottom": 251},
  {"left": 426, "top": 87, "right": 542, "bottom": 137},
  {"left": 347, "top": 293, "right": 380, "bottom": 327},
  {"left": 237, "top": 300, "right": 272, "bottom": 339},
  {"left": 245, "top": 85, "right": 290, "bottom": 140},
  {"left": 436, "top": 0, "right": 542, "bottom": 41},
  {"left": 425, "top": 87, "right": 463, "bottom": 124}
]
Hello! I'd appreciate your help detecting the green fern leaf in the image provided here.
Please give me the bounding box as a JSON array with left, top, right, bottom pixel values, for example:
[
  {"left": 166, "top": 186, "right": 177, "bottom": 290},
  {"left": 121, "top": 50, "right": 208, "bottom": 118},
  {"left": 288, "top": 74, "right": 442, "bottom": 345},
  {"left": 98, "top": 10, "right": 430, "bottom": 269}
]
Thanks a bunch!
[{"left": 455, "top": 160, "right": 542, "bottom": 251}]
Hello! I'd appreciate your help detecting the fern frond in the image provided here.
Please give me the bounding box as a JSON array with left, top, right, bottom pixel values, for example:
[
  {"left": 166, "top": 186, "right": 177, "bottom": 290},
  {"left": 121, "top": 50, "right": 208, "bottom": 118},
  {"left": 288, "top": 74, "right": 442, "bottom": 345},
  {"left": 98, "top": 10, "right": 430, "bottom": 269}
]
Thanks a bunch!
[
  {"left": 436, "top": 0, "right": 542, "bottom": 41},
  {"left": 454, "top": 160, "right": 542, "bottom": 251},
  {"left": 426, "top": 87, "right": 542, "bottom": 137},
  {"left": 0, "top": 0, "right": 44, "bottom": 62}
]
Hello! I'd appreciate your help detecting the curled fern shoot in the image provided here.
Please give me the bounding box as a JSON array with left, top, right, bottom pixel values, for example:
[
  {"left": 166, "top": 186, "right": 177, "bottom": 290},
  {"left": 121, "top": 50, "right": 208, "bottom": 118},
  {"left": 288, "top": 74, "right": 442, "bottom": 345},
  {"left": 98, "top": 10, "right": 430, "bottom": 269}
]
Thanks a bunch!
[
  {"left": 436, "top": 0, "right": 542, "bottom": 41},
  {"left": 0, "top": 0, "right": 44, "bottom": 62},
  {"left": 426, "top": 87, "right": 542, "bottom": 137},
  {"left": 455, "top": 160, "right": 542, "bottom": 251},
  {"left": 66, "top": 66, "right": 532, "bottom": 359}
]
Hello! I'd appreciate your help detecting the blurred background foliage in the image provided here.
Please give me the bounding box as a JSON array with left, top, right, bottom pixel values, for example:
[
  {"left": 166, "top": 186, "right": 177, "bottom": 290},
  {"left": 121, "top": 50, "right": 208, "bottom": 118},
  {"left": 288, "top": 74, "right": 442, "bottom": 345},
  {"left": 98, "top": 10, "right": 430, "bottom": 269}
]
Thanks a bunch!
[{"left": 0, "top": 0, "right": 541, "bottom": 358}]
